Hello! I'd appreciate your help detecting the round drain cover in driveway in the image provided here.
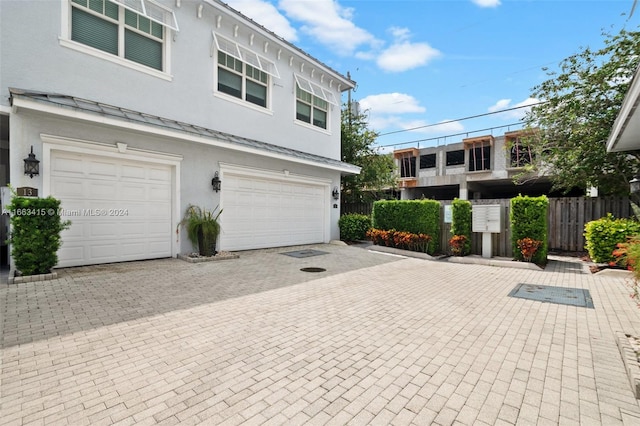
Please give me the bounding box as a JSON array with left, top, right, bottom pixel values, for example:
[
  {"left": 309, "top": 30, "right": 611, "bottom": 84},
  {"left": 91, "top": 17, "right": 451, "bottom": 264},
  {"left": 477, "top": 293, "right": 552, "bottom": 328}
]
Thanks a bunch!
[{"left": 300, "top": 267, "right": 326, "bottom": 273}]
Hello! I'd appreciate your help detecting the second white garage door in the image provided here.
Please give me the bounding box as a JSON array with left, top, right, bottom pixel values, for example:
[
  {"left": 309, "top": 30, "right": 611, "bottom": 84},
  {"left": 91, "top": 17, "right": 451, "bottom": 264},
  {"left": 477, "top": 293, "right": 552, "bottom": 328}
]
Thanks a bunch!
[
  {"left": 220, "top": 171, "right": 328, "bottom": 251},
  {"left": 50, "top": 150, "right": 173, "bottom": 267}
]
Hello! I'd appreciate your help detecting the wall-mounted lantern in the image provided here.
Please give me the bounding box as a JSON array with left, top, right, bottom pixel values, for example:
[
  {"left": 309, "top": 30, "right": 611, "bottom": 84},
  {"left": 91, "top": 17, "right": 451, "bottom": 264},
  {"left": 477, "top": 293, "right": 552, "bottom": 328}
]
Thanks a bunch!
[
  {"left": 212, "top": 171, "right": 221, "bottom": 192},
  {"left": 332, "top": 186, "right": 340, "bottom": 200},
  {"left": 24, "top": 146, "right": 40, "bottom": 179}
]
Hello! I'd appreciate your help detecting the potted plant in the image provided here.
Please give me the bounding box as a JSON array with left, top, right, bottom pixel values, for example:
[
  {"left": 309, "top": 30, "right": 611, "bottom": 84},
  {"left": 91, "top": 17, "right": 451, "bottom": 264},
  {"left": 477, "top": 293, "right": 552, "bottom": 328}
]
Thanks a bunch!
[{"left": 178, "top": 205, "right": 222, "bottom": 257}]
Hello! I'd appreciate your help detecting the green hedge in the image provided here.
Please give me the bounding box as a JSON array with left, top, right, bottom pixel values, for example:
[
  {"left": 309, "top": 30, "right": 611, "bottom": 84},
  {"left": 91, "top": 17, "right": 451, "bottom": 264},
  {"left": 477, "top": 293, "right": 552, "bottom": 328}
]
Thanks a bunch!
[
  {"left": 338, "top": 213, "right": 371, "bottom": 241},
  {"left": 510, "top": 195, "right": 548, "bottom": 264},
  {"left": 584, "top": 214, "right": 640, "bottom": 263},
  {"left": 451, "top": 198, "right": 472, "bottom": 256},
  {"left": 6, "top": 196, "right": 71, "bottom": 276},
  {"left": 372, "top": 199, "right": 440, "bottom": 254}
]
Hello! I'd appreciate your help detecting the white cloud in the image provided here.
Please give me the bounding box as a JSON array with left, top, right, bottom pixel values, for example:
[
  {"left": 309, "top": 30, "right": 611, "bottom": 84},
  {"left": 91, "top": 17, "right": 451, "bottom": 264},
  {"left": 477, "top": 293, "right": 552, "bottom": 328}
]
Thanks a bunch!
[
  {"left": 488, "top": 97, "right": 539, "bottom": 120},
  {"left": 226, "top": 0, "right": 298, "bottom": 41},
  {"left": 359, "top": 93, "right": 463, "bottom": 136},
  {"left": 278, "top": 0, "right": 376, "bottom": 55},
  {"left": 360, "top": 93, "right": 426, "bottom": 114},
  {"left": 471, "top": 0, "right": 501, "bottom": 8},
  {"left": 375, "top": 27, "right": 441, "bottom": 73}
]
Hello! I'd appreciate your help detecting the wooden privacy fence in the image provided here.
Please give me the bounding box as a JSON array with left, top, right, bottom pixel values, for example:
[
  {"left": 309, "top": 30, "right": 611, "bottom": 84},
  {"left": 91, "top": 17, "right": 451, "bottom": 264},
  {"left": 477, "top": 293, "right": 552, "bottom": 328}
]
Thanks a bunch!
[
  {"left": 344, "top": 197, "right": 632, "bottom": 257},
  {"left": 442, "top": 197, "right": 631, "bottom": 257}
]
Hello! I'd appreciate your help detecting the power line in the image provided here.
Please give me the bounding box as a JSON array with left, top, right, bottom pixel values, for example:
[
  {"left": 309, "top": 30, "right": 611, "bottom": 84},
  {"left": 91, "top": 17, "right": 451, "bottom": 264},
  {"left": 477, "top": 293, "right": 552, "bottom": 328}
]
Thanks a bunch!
[
  {"left": 377, "top": 101, "right": 544, "bottom": 137},
  {"left": 377, "top": 122, "right": 525, "bottom": 149}
]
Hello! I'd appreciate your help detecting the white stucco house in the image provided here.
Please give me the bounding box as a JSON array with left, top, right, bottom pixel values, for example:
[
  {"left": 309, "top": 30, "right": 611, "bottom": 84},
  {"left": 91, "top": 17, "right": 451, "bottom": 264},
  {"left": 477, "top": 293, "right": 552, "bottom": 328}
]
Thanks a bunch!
[
  {"left": 0, "top": 0, "right": 359, "bottom": 269},
  {"left": 607, "top": 64, "right": 640, "bottom": 153}
]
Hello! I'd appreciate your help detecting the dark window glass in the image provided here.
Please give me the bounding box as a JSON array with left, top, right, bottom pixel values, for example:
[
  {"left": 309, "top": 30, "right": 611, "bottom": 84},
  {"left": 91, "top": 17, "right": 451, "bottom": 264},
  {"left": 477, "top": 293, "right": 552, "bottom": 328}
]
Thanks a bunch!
[
  {"left": 446, "top": 150, "right": 465, "bottom": 166},
  {"left": 510, "top": 142, "right": 534, "bottom": 167},
  {"left": 469, "top": 144, "right": 491, "bottom": 171},
  {"left": 420, "top": 153, "right": 436, "bottom": 169},
  {"left": 400, "top": 157, "right": 416, "bottom": 178}
]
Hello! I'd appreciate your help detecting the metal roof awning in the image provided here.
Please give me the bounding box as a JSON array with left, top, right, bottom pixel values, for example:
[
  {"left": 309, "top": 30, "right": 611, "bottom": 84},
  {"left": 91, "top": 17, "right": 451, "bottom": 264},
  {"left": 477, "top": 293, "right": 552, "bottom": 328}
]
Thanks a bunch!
[{"left": 9, "top": 88, "right": 360, "bottom": 175}]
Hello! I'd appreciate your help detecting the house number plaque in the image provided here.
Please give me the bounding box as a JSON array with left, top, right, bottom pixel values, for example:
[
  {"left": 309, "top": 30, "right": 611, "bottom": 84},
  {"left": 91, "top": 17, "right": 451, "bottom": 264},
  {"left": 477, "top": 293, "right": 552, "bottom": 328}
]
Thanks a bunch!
[{"left": 16, "top": 187, "right": 38, "bottom": 197}]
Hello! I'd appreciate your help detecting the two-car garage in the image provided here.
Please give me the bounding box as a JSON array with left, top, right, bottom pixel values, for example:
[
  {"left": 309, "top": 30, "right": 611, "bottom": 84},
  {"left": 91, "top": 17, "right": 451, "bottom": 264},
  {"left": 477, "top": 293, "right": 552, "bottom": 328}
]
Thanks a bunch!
[{"left": 45, "top": 139, "right": 331, "bottom": 267}]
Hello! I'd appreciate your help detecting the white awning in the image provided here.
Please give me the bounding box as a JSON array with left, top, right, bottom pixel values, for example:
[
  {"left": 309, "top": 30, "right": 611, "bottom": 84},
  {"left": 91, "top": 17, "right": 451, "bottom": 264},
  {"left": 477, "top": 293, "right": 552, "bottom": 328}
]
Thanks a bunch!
[
  {"left": 213, "top": 33, "right": 280, "bottom": 79},
  {"left": 111, "top": 0, "right": 179, "bottom": 31},
  {"left": 295, "top": 74, "right": 338, "bottom": 106}
]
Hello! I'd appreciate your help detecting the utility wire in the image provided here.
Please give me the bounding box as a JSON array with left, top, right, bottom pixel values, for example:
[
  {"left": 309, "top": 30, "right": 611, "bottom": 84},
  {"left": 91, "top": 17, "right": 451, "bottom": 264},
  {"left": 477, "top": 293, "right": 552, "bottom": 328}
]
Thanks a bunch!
[
  {"left": 377, "top": 122, "right": 525, "bottom": 149},
  {"left": 377, "top": 101, "right": 545, "bottom": 137}
]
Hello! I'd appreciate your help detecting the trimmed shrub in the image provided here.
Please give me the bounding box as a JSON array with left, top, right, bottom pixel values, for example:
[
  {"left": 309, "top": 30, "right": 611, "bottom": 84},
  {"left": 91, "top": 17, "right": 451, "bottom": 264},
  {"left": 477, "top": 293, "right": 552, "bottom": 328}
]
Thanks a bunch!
[
  {"left": 510, "top": 195, "right": 548, "bottom": 264},
  {"left": 372, "top": 199, "right": 440, "bottom": 254},
  {"left": 366, "top": 228, "right": 431, "bottom": 253},
  {"left": 584, "top": 214, "right": 640, "bottom": 263},
  {"left": 6, "top": 196, "right": 71, "bottom": 276},
  {"left": 450, "top": 198, "right": 472, "bottom": 256},
  {"left": 338, "top": 213, "right": 371, "bottom": 241}
]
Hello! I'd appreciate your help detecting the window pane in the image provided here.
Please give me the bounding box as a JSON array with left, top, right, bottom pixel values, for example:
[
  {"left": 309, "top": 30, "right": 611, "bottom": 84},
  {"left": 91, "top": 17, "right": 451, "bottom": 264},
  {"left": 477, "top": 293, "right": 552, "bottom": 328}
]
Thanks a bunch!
[
  {"left": 296, "top": 87, "right": 312, "bottom": 103},
  {"left": 124, "top": 28, "right": 162, "bottom": 70},
  {"left": 420, "top": 153, "right": 436, "bottom": 169},
  {"left": 151, "top": 21, "right": 163, "bottom": 38},
  {"left": 104, "top": 0, "right": 118, "bottom": 19},
  {"left": 313, "top": 107, "right": 327, "bottom": 129},
  {"left": 400, "top": 157, "right": 416, "bottom": 177},
  {"left": 72, "top": 7, "right": 118, "bottom": 55},
  {"left": 125, "top": 8, "right": 137, "bottom": 27},
  {"left": 446, "top": 150, "right": 465, "bottom": 166},
  {"left": 89, "top": 0, "right": 104, "bottom": 14},
  {"left": 246, "top": 80, "right": 266, "bottom": 107},
  {"left": 296, "top": 101, "right": 311, "bottom": 123},
  {"left": 218, "top": 67, "right": 242, "bottom": 98},
  {"left": 313, "top": 97, "right": 327, "bottom": 110}
]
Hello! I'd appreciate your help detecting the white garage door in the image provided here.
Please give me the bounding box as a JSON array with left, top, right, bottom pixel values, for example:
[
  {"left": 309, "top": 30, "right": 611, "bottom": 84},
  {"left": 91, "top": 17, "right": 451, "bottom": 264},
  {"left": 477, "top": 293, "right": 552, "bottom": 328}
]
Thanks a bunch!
[
  {"left": 50, "top": 151, "right": 173, "bottom": 267},
  {"left": 221, "top": 172, "right": 328, "bottom": 251}
]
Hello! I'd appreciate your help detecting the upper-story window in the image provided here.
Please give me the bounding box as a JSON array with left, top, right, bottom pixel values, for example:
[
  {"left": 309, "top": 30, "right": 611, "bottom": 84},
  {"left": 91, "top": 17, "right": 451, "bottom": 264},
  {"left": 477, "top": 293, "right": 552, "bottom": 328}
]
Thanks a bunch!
[
  {"left": 446, "top": 150, "right": 465, "bottom": 166},
  {"left": 507, "top": 133, "right": 535, "bottom": 168},
  {"left": 295, "top": 75, "right": 338, "bottom": 130},
  {"left": 468, "top": 140, "right": 491, "bottom": 171},
  {"left": 213, "top": 33, "right": 279, "bottom": 109},
  {"left": 420, "top": 153, "right": 436, "bottom": 169},
  {"left": 69, "top": 0, "right": 177, "bottom": 71},
  {"left": 400, "top": 156, "right": 416, "bottom": 177},
  {"left": 218, "top": 52, "right": 268, "bottom": 107}
]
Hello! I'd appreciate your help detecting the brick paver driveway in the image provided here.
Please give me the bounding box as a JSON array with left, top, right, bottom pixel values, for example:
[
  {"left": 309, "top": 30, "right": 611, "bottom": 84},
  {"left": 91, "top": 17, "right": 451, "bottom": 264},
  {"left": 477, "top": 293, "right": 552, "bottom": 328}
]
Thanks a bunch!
[{"left": 2, "top": 244, "right": 640, "bottom": 425}]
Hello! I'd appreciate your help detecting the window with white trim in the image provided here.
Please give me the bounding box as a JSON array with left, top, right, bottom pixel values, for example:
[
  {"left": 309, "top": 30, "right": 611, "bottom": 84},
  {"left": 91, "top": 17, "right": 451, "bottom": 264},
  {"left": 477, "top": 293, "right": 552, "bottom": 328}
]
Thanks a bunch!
[
  {"left": 295, "top": 74, "right": 337, "bottom": 130},
  {"left": 213, "top": 33, "right": 279, "bottom": 109},
  {"left": 69, "top": 0, "right": 176, "bottom": 71}
]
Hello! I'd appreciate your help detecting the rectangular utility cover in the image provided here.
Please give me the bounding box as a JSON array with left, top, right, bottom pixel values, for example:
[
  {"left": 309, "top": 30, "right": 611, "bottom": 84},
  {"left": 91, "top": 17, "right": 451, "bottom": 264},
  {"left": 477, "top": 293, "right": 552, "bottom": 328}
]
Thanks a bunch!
[{"left": 472, "top": 204, "right": 502, "bottom": 233}]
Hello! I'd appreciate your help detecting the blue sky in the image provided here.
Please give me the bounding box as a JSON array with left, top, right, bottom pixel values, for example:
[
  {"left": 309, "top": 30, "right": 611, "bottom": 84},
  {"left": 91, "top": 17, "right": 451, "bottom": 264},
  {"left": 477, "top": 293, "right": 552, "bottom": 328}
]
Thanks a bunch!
[{"left": 226, "top": 0, "right": 640, "bottom": 151}]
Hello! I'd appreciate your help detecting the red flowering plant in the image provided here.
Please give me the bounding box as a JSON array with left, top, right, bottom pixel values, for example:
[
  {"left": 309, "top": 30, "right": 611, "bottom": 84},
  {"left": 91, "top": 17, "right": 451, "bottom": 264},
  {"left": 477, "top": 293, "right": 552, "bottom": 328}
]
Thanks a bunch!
[
  {"left": 366, "top": 228, "right": 431, "bottom": 253},
  {"left": 516, "top": 237, "right": 542, "bottom": 262},
  {"left": 448, "top": 235, "right": 468, "bottom": 256},
  {"left": 610, "top": 236, "right": 640, "bottom": 306}
]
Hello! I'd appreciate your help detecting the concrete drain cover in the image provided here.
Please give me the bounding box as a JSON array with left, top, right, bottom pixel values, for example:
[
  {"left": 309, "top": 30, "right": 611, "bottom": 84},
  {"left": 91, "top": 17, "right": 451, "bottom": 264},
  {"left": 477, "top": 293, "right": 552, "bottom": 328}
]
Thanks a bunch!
[
  {"left": 300, "top": 267, "right": 326, "bottom": 273},
  {"left": 508, "top": 283, "right": 594, "bottom": 308},
  {"left": 282, "top": 249, "right": 328, "bottom": 258}
]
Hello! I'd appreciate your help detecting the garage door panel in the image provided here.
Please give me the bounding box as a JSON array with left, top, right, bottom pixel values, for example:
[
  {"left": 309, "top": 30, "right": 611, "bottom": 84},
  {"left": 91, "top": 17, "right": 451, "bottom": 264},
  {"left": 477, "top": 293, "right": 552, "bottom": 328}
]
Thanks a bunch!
[
  {"left": 88, "top": 222, "right": 120, "bottom": 237},
  {"left": 53, "top": 179, "right": 84, "bottom": 198},
  {"left": 120, "top": 184, "right": 146, "bottom": 200},
  {"left": 149, "top": 186, "right": 171, "bottom": 201},
  {"left": 51, "top": 151, "right": 173, "bottom": 267},
  {"left": 221, "top": 173, "right": 327, "bottom": 251},
  {"left": 88, "top": 182, "right": 118, "bottom": 200},
  {"left": 121, "top": 164, "right": 146, "bottom": 180},
  {"left": 90, "top": 243, "right": 119, "bottom": 259},
  {"left": 52, "top": 156, "right": 84, "bottom": 175},
  {"left": 149, "top": 167, "right": 172, "bottom": 182},
  {"left": 87, "top": 161, "right": 118, "bottom": 179}
]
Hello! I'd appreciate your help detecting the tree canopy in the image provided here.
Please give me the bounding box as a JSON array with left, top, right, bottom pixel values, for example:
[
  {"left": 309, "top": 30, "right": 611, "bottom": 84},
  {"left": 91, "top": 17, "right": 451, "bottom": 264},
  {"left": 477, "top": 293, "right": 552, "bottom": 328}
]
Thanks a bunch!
[
  {"left": 341, "top": 106, "right": 396, "bottom": 203},
  {"left": 522, "top": 28, "right": 640, "bottom": 196}
]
